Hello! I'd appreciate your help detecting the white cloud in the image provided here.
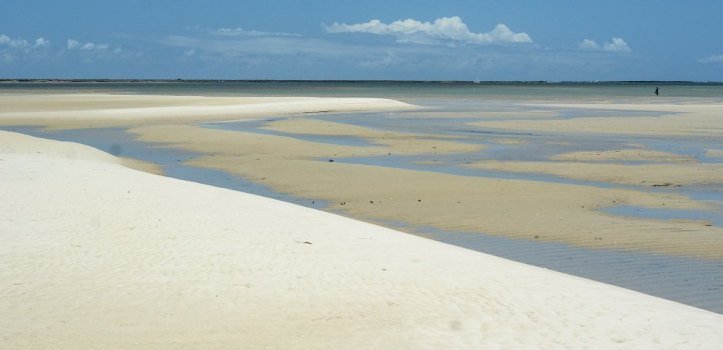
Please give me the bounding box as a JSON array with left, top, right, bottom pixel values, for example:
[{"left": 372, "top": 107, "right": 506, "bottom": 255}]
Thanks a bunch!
[
  {"left": 325, "top": 17, "right": 532, "bottom": 45},
  {"left": 67, "top": 39, "right": 112, "bottom": 52},
  {"left": 10, "top": 39, "right": 29, "bottom": 48},
  {"left": 578, "top": 39, "right": 600, "bottom": 50},
  {"left": 213, "top": 27, "right": 300, "bottom": 37},
  {"left": 579, "top": 37, "right": 631, "bottom": 53},
  {"left": 0, "top": 34, "right": 51, "bottom": 50},
  {"left": 698, "top": 54, "right": 723, "bottom": 64},
  {"left": 2, "top": 36, "right": 29, "bottom": 49},
  {"left": 67, "top": 39, "right": 79, "bottom": 49},
  {"left": 1, "top": 34, "right": 51, "bottom": 62},
  {"left": 603, "top": 37, "right": 631, "bottom": 52},
  {"left": 34, "top": 37, "right": 50, "bottom": 48}
]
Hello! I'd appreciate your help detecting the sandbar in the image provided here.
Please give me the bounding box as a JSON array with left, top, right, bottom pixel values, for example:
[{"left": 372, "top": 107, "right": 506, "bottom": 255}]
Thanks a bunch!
[
  {"left": 3, "top": 130, "right": 723, "bottom": 349},
  {"left": 0, "top": 93, "right": 414, "bottom": 129},
  {"left": 3, "top": 93, "right": 722, "bottom": 260},
  {"left": 470, "top": 160, "right": 723, "bottom": 187},
  {"left": 472, "top": 101, "right": 723, "bottom": 137},
  {"left": 130, "top": 124, "right": 723, "bottom": 259},
  {"left": 551, "top": 149, "right": 696, "bottom": 163},
  {"left": 707, "top": 149, "right": 723, "bottom": 158}
]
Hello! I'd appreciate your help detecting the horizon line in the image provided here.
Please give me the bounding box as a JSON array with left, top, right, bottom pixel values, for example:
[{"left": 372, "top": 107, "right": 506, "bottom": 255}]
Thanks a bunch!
[{"left": 2, "top": 79, "right": 723, "bottom": 85}]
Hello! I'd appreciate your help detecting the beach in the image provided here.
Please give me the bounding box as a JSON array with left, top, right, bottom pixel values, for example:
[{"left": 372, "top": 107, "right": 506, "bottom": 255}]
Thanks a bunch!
[
  {"left": 119, "top": 96, "right": 723, "bottom": 260},
  {"left": 2, "top": 84, "right": 723, "bottom": 348}
]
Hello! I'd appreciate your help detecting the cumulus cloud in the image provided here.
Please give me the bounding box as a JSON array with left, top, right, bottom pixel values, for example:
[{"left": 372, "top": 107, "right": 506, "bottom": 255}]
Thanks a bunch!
[
  {"left": 0, "top": 34, "right": 29, "bottom": 49},
  {"left": 1, "top": 34, "right": 52, "bottom": 62},
  {"left": 698, "top": 54, "right": 723, "bottom": 64},
  {"left": 1, "top": 34, "right": 51, "bottom": 50},
  {"left": 579, "top": 37, "right": 631, "bottom": 53},
  {"left": 578, "top": 39, "right": 600, "bottom": 50},
  {"left": 34, "top": 37, "right": 50, "bottom": 47},
  {"left": 603, "top": 37, "right": 631, "bottom": 52},
  {"left": 325, "top": 17, "right": 532, "bottom": 45},
  {"left": 10, "top": 39, "right": 29, "bottom": 49}
]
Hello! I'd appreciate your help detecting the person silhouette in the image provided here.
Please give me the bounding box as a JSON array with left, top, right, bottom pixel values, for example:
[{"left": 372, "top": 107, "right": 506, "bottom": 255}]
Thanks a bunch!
[{"left": 655, "top": 87, "right": 659, "bottom": 96}]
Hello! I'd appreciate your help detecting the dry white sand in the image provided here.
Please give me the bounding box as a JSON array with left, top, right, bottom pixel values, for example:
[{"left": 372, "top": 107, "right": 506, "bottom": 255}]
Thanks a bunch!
[
  {"left": 0, "top": 93, "right": 415, "bottom": 129},
  {"left": 2, "top": 131, "right": 723, "bottom": 349}
]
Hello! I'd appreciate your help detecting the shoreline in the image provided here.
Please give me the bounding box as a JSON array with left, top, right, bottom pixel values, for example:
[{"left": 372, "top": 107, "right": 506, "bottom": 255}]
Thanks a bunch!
[
  {"left": 125, "top": 116, "right": 723, "bottom": 259},
  {"left": 2, "top": 92, "right": 722, "bottom": 258},
  {"left": 3, "top": 129, "right": 723, "bottom": 348},
  {"left": 8, "top": 123, "right": 723, "bottom": 313},
  {"left": 3, "top": 90, "right": 723, "bottom": 347},
  {"left": 0, "top": 93, "right": 416, "bottom": 129}
]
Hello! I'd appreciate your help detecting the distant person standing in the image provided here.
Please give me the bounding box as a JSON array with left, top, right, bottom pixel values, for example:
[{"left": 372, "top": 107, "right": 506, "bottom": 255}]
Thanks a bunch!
[{"left": 655, "top": 87, "right": 659, "bottom": 96}]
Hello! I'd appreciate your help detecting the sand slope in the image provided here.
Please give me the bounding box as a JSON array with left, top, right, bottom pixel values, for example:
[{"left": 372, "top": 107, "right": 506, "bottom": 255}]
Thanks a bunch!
[{"left": 2, "top": 131, "right": 722, "bottom": 349}]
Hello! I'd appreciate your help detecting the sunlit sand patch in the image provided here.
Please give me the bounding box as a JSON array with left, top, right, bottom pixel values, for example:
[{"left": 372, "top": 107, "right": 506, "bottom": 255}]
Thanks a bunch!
[
  {"left": 119, "top": 157, "right": 164, "bottom": 175},
  {"left": 0, "top": 93, "right": 415, "bottom": 129},
  {"left": 260, "top": 118, "right": 483, "bottom": 155},
  {"left": 0, "top": 93, "right": 275, "bottom": 112},
  {"left": 706, "top": 149, "right": 723, "bottom": 158},
  {"left": 491, "top": 138, "right": 526, "bottom": 145},
  {"left": 407, "top": 109, "right": 557, "bottom": 120},
  {"left": 472, "top": 102, "right": 723, "bottom": 137},
  {"left": 414, "top": 159, "right": 446, "bottom": 166},
  {"left": 551, "top": 149, "right": 696, "bottom": 163},
  {"left": 469, "top": 160, "right": 723, "bottom": 187},
  {"left": 543, "top": 140, "right": 574, "bottom": 146}
]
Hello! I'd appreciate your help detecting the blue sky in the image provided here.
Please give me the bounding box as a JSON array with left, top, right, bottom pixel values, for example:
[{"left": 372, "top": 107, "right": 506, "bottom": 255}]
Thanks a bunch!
[{"left": 2, "top": 0, "right": 723, "bottom": 80}]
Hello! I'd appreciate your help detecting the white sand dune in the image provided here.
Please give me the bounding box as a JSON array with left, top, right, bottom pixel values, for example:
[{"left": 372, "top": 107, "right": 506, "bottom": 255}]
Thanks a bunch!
[{"left": 2, "top": 130, "right": 722, "bottom": 349}]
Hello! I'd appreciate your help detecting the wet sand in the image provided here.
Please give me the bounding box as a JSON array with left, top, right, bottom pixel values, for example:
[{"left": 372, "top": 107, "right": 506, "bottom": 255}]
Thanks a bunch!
[
  {"left": 472, "top": 101, "right": 723, "bottom": 137},
  {"left": 707, "top": 149, "right": 723, "bottom": 158},
  {"left": 551, "top": 149, "right": 696, "bottom": 162},
  {"left": 3, "top": 93, "right": 723, "bottom": 261},
  {"left": 3, "top": 127, "right": 723, "bottom": 349},
  {"left": 469, "top": 160, "right": 723, "bottom": 187},
  {"left": 3, "top": 92, "right": 723, "bottom": 347},
  {"left": 128, "top": 123, "right": 722, "bottom": 259}
]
